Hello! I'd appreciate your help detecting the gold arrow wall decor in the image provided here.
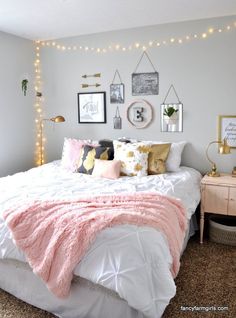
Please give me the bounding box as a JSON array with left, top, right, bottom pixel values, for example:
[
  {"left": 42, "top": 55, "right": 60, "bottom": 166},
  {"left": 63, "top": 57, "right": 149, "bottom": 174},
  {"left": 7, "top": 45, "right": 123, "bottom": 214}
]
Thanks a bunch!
[
  {"left": 82, "top": 83, "right": 101, "bottom": 88},
  {"left": 82, "top": 73, "right": 101, "bottom": 78}
]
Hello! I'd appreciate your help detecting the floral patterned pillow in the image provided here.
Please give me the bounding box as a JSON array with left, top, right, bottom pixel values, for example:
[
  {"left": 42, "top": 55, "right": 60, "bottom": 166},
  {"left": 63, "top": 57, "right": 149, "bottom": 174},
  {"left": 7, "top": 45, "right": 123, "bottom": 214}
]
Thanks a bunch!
[{"left": 113, "top": 140, "right": 150, "bottom": 177}]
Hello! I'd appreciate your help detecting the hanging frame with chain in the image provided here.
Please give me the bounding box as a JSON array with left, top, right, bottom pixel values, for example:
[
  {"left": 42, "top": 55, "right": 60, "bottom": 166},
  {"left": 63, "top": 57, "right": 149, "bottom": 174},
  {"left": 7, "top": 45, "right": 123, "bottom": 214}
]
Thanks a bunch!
[
  {"left": 113, "top": 106, "right": 122, "bottom": 129},
  {"left": 110, "top": 70, "right": 125, "bottom": 104},
  {"left": 161, "top": 84, "right": 183, "bottom": 132},
  {"left": 132, "top": 51, "right": 159, "bottom": 96}
]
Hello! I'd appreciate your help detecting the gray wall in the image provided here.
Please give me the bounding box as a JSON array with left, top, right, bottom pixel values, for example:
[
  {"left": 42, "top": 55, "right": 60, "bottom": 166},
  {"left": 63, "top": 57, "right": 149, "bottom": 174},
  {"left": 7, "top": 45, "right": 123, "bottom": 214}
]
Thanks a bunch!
[
  {"left": 41, "top": 15, "right": 236, "bottom": 173},
  {"left": 0, "top": 31, "right": 35, "bottom": 177}
]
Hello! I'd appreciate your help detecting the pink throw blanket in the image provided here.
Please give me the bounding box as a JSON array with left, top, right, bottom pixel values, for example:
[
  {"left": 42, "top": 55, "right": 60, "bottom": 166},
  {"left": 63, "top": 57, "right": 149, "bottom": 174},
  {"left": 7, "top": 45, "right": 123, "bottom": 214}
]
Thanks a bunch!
[{"left": 3, "top": 192, "right": 187, "bottom": 298}]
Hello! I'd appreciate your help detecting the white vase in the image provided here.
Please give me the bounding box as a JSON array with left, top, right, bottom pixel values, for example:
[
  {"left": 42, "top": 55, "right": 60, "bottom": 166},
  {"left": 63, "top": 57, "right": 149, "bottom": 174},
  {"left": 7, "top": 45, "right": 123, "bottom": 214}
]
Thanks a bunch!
[{"left": 164, "top": 112, "right": 178, "bottom": 125}]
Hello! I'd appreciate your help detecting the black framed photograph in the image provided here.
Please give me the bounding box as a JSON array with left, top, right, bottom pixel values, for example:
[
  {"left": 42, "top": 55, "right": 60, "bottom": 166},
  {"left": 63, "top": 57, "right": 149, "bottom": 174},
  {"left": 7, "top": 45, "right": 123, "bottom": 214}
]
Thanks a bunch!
[
  {"left": 110, "top": 84, "right": 125, "bottom": 103},
  {"left": 132, "top": 72, "right": 159, "bottom": 96},
  {"left": 78, "top": 92, "right": 106, "bottom": 123}
]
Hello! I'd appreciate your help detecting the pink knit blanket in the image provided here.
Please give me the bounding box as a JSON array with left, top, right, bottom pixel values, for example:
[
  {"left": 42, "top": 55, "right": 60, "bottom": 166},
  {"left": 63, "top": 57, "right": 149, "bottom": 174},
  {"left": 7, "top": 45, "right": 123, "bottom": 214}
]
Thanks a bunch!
[{"left": 3, "top": 192, "right": 187, "bottom": 298}]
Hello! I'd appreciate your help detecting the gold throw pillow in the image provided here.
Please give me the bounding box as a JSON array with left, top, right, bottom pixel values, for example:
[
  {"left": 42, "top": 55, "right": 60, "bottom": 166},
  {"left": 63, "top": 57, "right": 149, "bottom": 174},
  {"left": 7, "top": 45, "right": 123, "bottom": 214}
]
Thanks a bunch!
[{"left": 148, "top": 144, "right": 171, "bottom": 175}]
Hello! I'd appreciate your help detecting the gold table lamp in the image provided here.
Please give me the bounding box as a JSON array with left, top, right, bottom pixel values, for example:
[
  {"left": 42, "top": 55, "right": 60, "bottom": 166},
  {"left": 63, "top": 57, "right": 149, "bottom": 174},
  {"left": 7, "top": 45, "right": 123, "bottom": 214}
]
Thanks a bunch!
[
  {"left": 206, "top": 138, "right": 231, "bottom": 177},
  {"left": 40, "top": 115, "right": 65, "bottom": 165}
]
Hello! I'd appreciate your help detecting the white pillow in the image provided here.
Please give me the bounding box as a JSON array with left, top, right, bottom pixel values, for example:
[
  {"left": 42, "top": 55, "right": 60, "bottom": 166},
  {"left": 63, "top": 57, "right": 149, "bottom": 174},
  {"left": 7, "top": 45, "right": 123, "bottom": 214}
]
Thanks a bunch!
[
  {"left": 165, "top": 141, "right": 186, "bottom": 172},
  {"left": 113, "top": 140, "right": 150, "bottom": 177}
]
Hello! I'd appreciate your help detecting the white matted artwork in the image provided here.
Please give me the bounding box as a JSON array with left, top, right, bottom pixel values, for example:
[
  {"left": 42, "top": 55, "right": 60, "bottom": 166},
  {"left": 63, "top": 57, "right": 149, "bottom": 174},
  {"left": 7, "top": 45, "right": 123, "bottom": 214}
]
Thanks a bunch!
[
  {"left": 78, "top": 92, "right": 106, "bottom": 123},
  {"left": 218, "top": 115, "right": 236, "bottom": 148}
]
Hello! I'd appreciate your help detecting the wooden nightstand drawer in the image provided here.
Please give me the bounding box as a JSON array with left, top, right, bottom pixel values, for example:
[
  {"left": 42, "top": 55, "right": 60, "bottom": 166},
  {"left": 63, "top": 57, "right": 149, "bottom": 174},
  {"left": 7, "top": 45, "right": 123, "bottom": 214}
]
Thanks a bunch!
[
  {"left": 228, "top": 187, "right": 236, "bottom": 216},
  {"left": 204, "top": 185, "right": 228, "bottom": 214}
]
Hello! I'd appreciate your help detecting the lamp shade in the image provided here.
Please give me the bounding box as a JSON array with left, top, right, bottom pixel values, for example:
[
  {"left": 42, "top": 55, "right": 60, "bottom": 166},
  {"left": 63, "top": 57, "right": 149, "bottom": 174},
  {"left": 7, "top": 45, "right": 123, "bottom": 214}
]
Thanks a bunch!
[
  {"left": 50, "top": 116, "right": 65, "bottom": 123},
  {"left": 219, "top": 138, "right": 231, "bottom": 154}
]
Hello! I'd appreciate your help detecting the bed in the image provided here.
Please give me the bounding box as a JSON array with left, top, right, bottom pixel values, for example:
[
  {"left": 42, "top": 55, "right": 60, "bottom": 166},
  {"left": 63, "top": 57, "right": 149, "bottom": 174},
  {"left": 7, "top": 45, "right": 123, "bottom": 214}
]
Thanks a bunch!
[{"left": 0, "top": 160, "right": 201, "bottom": 318}]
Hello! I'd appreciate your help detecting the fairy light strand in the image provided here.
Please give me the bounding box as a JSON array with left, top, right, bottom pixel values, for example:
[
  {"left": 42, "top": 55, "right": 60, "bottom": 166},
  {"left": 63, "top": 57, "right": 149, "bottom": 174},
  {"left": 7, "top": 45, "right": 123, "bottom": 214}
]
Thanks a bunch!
[
  {"left": 37, "top": 22, "right": 236, "bottom": 54},
  {"left": 34, "top": 42, "right": 45, "bottom": 166}
]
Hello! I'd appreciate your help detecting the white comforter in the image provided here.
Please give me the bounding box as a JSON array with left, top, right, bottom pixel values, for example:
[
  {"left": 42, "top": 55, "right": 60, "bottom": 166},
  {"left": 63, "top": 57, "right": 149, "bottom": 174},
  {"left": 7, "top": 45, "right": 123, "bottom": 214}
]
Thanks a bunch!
[{"left": 0, "top": 162, "right": 201, "bottom": 318}]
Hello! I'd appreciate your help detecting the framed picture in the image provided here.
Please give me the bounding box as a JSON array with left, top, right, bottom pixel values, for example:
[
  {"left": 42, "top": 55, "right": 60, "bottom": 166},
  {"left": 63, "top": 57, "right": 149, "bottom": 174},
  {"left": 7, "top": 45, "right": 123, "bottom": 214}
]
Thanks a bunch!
[
  {"left": 132, "top": 72, "right": 159, "bottom": 96},
  {"left": 161, "top": 103, "right": 183, "bottom": 132},
  {"left": 78, "top": 92, "right": 106, "bottom": 123},
  {"left": 110, "top": 84, "right": 124, "bottom": 103},
  {"left": 218, "top": 115, "right": 236, "bottom": 148},
  {"left": 127, "top": 100, "right": 153, "bottom": 129}
]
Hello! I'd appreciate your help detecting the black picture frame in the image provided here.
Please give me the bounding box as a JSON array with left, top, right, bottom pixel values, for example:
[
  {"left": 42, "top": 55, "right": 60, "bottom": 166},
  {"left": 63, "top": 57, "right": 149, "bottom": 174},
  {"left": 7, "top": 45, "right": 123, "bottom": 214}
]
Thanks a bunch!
[
  {"left": 110, "top": 83, "right": 125, "bottom": 104},
  {"left": 132, "top": 72, "right": 159, "bottom": 96},
  {"left": 78, "top": 92, "right": 106, "bottom": 123}
]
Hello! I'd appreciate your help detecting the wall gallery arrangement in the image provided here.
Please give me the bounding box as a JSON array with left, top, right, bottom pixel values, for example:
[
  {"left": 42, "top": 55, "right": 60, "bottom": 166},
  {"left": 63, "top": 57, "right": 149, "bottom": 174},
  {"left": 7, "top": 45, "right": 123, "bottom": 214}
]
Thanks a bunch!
[{"left": 33, "top": 20, "right": 236, "bottom": 164}]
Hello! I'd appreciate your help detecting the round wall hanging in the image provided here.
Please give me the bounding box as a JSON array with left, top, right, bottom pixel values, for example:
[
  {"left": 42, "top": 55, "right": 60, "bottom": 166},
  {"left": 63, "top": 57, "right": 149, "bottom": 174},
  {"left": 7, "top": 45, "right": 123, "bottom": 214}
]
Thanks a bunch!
[{"left": 126, "top": 99, "right": 153, "bottom": 129}]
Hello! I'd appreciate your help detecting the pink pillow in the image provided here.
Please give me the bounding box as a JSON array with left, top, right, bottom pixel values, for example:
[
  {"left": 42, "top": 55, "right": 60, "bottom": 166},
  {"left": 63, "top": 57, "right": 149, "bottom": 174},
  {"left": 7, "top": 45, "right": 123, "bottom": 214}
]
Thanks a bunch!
[
  {"left": 92, "top": 159, "right": 121, "bottom": 179},
  {"left": 61, "top": 138, "right": 99, "bottom": 172},
  {"left": 61, "top": 138, "right": 85, "bottom": 172}
]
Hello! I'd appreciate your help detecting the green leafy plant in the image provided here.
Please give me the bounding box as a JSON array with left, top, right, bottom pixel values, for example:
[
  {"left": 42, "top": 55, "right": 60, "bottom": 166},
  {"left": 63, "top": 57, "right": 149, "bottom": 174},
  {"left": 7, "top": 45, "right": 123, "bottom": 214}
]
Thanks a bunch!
[
  {"left": 163, "top": 106, "right": 178, "bottom": 117},
  {"left": 21, "top": 79, "right": 28, "bottom": 96}
]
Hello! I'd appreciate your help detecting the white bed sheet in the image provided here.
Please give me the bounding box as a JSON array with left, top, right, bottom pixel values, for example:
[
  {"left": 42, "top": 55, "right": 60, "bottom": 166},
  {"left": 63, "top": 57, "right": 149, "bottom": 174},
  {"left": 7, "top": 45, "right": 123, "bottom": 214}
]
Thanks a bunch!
[{"left": 0, "top": 162, "right": 201, "bottom": 318}]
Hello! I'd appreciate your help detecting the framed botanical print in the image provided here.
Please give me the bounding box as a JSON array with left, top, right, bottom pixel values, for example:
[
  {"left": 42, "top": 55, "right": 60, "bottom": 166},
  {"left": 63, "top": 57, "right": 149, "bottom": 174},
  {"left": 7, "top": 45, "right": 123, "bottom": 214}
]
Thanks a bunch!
[
  {"left": 218, "top": 115, "right": 236, "bottom": 148},
  {"left": 78, "top": 92, "right": 106, "bottom": 123}
]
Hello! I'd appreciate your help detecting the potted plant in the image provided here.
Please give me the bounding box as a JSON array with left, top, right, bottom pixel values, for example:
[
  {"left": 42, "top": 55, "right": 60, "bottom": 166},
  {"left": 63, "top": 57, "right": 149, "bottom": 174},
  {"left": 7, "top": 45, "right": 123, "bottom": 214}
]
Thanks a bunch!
[
  {"left": 21, "top": 79, "right": 28, "bottom": 96},
  {"left": 163, "top": 106, "right": 179, "bottom": 125}
]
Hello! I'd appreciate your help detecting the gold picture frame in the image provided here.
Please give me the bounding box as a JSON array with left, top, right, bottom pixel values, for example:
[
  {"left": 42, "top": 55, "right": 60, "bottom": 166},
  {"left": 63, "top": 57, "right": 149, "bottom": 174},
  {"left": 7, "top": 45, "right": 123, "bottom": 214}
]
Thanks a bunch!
[{"left": 218, "top": 115, "right": 236, "bottom": 149}]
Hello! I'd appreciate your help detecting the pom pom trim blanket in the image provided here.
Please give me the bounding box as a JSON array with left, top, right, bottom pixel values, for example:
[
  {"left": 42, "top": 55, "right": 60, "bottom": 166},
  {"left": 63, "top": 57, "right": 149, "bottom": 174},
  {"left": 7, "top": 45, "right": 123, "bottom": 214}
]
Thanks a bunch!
[{"left": 3, "top": 192, "right": 187, "bottom": 298}]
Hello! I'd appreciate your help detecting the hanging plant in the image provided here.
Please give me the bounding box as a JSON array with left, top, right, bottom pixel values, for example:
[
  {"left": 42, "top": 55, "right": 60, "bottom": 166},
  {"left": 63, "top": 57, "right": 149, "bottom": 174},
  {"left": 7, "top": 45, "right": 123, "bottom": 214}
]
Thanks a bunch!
[
  {"left": 163, "top": 106, "right": 178, "bottom": 118},
  {"left": 21, "top": 79, "right": 28, "bottom": 96}
]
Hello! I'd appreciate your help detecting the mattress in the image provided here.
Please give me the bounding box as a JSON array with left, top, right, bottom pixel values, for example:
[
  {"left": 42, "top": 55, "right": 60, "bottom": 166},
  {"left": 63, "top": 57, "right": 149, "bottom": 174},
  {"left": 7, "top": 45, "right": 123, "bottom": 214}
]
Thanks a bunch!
[{"left": 0, "top": 161, "right": 202, "bottom": 317}]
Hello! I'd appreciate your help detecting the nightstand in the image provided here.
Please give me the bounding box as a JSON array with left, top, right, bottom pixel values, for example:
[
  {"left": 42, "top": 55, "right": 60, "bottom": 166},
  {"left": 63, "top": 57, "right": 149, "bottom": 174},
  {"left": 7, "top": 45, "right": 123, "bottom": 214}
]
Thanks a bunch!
[{"left": 200, "top": 174, "right": 236, "bottom": 243}]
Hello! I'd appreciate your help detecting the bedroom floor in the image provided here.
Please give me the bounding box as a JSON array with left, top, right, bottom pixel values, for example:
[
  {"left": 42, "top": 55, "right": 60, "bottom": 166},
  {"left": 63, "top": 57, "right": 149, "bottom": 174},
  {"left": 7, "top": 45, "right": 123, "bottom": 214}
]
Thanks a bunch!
[{"left": 0, "top": 235, "right": 235, "bottom": 318}]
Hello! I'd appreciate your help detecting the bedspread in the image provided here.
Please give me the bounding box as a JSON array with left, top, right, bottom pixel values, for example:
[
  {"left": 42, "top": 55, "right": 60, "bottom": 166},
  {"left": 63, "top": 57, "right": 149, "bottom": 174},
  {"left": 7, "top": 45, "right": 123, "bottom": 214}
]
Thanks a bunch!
[{"left": 0, "top": 162, "right": 201, "bottom": 318}]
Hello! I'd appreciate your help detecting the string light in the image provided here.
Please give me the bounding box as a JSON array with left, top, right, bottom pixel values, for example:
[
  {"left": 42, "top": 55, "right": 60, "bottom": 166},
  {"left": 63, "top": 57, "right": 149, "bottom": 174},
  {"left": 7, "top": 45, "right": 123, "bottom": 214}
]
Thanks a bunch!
[
  {"left": 38, "top": 22, "right": 230, "bottom": 54},
  {"left": 34, "top": 42, "right": 44, "bottom": 166}
]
